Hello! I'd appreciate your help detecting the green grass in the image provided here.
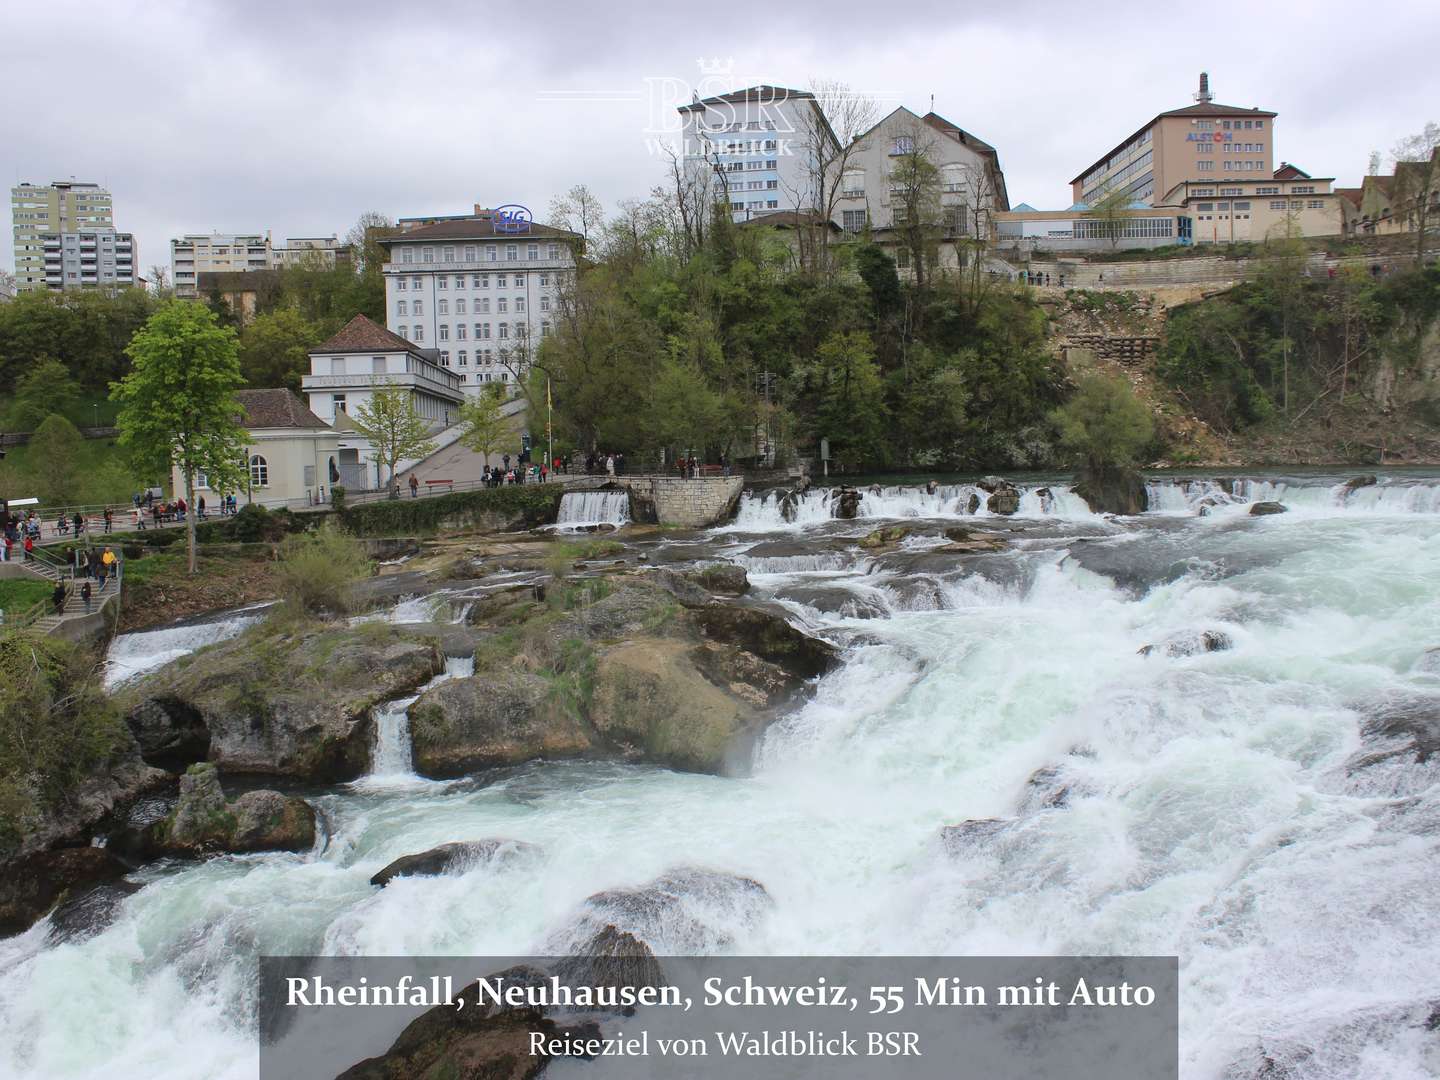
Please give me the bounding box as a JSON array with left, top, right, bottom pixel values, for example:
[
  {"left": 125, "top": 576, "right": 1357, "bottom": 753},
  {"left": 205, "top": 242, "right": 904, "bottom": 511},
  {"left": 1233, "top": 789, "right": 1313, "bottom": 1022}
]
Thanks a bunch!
[
  {"left": 0, "top": 579, "right": 52, "bottom": 617},
  {"left": 552, "top": 539, "right": 625, "bottom": 561}
]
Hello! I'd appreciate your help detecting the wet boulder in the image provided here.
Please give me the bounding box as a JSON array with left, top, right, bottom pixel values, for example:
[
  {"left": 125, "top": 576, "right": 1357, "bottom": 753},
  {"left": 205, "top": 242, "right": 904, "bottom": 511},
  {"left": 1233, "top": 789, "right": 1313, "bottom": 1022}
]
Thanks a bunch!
[
  {"left": 145, "top": 763, "right": 316, "bottom": 856},
  {"left": 859, "top": 525, "right": 914, "bottom": 549},
  {"left": 693, "top": 563, "right": 749, "bottom": 595},
  {"left": 1073, "top": 467, "right": 1148, "bottom": 516},
  {"left": 47, "top": 880, "right": 144, "bottom": 944},
  {"left": 833, "top": 488, "right": 861, "bottom": 519},
  {"left": 1342, "top": 474, "right": 1377, "bottom": 494},
  {"left": 0, "top": 847, "right": 131, "bottom": 938},
  {"left": 410, "top": 671, "right": 592, "bottom": 779},
  {"left": 1249, "top": 501, "right": 1287, "bottom": 516},
  {"left": 229, "top": 790, "right": 319, "bottom": 853},
  {"left": 938, "top": 818, "right": 1011, "bottom": 856},
  {"left": 371, "top": 839, "right": 540, "bottom": 887},
  {"left": 555, "top": 868, "right": 772, "bottom": 954},
  {"left": 1138, "top": 630, "right": 1233, "bottom": 658},
  {"left": 1347, "top": 692, "right": 1440, "bottom": 771},
  {"left": 694, "top": 604, "right": 837, "bottom": 681},
  {"left": 985, "top": 481, "right": 1022, "bottom": 516},
  {"left": 553, "top": 927, "right": 667, "bottom": 1017},
  {"left": 941, "top": 527, "right": 1007, "bottom": 554}
]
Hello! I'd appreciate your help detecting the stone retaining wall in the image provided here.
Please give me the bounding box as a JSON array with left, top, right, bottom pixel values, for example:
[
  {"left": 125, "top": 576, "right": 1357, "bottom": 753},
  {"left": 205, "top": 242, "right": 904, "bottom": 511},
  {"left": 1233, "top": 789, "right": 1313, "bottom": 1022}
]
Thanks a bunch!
[{"left": 615, "top": 476, "right": 745, "bottom": 528}]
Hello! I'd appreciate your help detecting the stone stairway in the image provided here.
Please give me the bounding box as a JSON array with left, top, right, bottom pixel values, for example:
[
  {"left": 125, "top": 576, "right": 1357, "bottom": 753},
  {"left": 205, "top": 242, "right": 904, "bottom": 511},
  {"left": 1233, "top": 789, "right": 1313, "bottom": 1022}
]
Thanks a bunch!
[{"left": 28, "top": 577, "right": 117, "bottom": 632}]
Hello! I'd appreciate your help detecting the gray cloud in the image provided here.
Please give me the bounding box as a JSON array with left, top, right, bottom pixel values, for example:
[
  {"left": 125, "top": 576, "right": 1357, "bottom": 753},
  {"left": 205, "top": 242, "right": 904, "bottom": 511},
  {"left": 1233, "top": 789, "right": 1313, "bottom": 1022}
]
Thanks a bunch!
[{"left": 4, "top": 0, "right": 1437, "bottom": 276}]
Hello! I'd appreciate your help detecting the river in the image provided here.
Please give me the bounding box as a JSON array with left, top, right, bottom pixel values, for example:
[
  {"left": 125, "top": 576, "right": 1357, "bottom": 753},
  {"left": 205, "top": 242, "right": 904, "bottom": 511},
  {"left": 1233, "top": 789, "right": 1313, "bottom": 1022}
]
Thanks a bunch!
[{"left": 1, "top": 472, "right": 1437, "bottom": 1079}]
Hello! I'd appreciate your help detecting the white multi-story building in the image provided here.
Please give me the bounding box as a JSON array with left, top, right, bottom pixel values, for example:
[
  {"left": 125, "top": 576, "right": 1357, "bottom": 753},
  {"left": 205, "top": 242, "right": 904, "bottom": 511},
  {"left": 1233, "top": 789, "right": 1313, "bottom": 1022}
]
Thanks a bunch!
[
  {"left": 678, "top": 85, "right": 837, "bottom": 222},
  {"left": 171, "top": 233, "right": 273, "bottom": 297},
  {"left": 273, "top": 235, "right": 350, "bottom": 269},
  {"left": 376, "top": 208, "right": 580, "bottom": 395}
]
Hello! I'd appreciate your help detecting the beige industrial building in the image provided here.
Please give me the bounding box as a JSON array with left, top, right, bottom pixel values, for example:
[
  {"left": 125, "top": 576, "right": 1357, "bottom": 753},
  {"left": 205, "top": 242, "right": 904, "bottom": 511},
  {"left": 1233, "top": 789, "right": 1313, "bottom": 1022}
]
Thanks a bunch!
[
  {"left": 1159, "top": 167, "right": 1345, "bottom": 244},
  {"left": 1071, "top": 73, "right": 1275, "bottom": 207}
]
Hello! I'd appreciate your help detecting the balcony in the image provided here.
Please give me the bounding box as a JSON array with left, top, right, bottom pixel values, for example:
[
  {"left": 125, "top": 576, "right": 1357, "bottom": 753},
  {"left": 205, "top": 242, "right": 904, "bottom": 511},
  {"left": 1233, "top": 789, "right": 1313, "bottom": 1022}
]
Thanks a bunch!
[
  {"left": 302, "top": 368, "right": 464, "bottom": 401},
  {"left": 382, "top": 257, "right": 573, "bottom": 275}
]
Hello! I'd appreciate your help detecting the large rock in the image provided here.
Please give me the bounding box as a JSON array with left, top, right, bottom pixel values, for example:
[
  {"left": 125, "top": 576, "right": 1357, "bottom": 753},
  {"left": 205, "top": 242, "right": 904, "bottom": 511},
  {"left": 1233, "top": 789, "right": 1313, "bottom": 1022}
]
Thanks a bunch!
[
  {"left": 1137, "top": 630, "right": 1233, "bottom": 658},
  {"left": 693, "top": 605, "right": 837, "bottom": 681},
  {"left": 939, "top": 818, "right": 1011, "bottom": 857},
  {"left": 859, "top": 525, "right": 914, "bottom": 549},
  {"left": 1249, "top": 501, "right": 1287, "bottom": 516},
  {"left": 144, "top": 763, "right": 317, "bottom": 856},
  {"left": 557, "top": 868, "right": 772, "bottom": 954},
  {"left": 986, "top": 481, "right": 1022, "bottom": 515},
  {"left": 410, "top": 670, "right": 590, "bottom": 778},
  {"left": 1073, "top": 467, "right": 1148, "bottom": 515},
  {"left": 1347, "top": 692, "right": 1440, "bottom": 771},
  {"left": 553, "top": 927, "right": 667, "bottom": 1017},
  {"left": 833, "top": 488, "right": 861, "bottom": 519},
  {"left": 47, "top": 880, "right": 143, "bottom": 944},
  {"left": 1342, "top": 474, "right": 1377, "bottom": 494},
  {"left": 0, "top": 847, "right": 131, "bottom": 938},
  {"left": 121, "top": 622, "right": 444, "bottom": 782},
  {"left": 371, "top": 839, "right": 540, "bottom": 887},
  {"left": 589, "top": 640, "right": 763, "bottom": 772},
  {"left": 941, "top": 527, "right": 1006, "bottom": 554}
]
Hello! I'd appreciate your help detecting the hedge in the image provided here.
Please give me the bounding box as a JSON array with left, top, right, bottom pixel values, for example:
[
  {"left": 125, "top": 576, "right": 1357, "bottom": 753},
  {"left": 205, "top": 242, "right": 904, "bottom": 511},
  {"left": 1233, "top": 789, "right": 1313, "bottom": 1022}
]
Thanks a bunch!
[{"left": 339, "top": 485, "right": 563, "bottom": 536}]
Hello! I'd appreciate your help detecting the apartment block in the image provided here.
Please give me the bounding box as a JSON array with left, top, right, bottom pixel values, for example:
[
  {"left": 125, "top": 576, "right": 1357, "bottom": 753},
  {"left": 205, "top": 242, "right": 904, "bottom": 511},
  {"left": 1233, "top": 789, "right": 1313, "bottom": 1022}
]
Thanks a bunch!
[
  {"left": 272, "top": 235, "right": 352, "bottom": 269},
  {"left": 41, "top": 228, "right": 137, "bottom": 290},
  {"left": 170, "top": 233, "right": 274, "bottom": 297},
  {"left": 376, "top": 207, "right": 580, "bottom": 394},
  {"left": 11, "top": 180, "right": 116, "bottom": 292}
]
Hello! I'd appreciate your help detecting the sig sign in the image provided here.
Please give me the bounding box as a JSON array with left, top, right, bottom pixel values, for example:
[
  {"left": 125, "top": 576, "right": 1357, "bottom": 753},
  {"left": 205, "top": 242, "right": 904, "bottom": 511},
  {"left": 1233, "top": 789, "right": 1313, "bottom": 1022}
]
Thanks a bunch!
[{"left": 493, "top": 204, "right": 533, "bottom": 234}]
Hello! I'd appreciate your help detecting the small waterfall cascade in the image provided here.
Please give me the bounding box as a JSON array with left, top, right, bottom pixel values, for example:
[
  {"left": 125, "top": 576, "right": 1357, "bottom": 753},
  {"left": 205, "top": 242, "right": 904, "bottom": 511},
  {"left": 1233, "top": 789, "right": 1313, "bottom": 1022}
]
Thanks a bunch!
[{"left": 556, "top": 490, "right": 631, "bottom": 527}]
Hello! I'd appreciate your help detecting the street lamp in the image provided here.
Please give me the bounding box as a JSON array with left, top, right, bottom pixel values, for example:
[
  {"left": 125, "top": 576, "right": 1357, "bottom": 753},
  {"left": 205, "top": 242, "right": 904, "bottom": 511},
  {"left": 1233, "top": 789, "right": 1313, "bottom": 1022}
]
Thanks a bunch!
[{"left": 92, "top": 402, "right": 98, "bottom": 429}]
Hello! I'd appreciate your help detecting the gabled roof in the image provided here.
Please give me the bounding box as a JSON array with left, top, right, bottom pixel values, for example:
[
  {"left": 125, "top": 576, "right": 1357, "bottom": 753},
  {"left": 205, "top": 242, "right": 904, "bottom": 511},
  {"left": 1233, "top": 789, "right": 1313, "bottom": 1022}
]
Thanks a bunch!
[
  {"left": 378, "top": 216, "right": 579, "bottom": 244},
  {"left": 235, "top": 389, "right": 331, "bottom": 430},
  {"left": 1274, "top": 162, "right": 1311, "bottom": 179},
  {"left": 921, "top": 111, "right": 997, "bottom": 154},
  {"left": 849, "top": 106, "right": 1011, "bottom": 211},
  {"left": 677, "top": 85, "right": 813, "bottom": 112},
  {"left": 312, "top": 314, "right": 416, "bottom": 355},
  {"left": 1335, "top": 187, "right": 1363, "bottom": 208}
]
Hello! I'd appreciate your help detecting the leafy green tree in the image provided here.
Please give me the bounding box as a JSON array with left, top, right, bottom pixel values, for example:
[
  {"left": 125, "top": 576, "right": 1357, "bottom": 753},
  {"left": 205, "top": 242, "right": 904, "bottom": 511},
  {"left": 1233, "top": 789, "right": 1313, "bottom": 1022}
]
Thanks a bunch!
[
  {"left": 808, "top": 330, "right": 887, "bottom": 467},
  {"left": 112, "top": 301, "right": 249, "bottom": 574},
  {"left": 888, "top": 126, "right": 944, "bottom": 287},
  {"left": 351, "top": 384, "right": 436, "bottom": 497},
  {"left": 6, "top": 358, "right": 82, "bottom": 431},
  {"left": 239, "top": 307, "right": 319, "bottom": 390},
  {"left": 25, "top": 414, "right": 86, "bottom": 505},
  {"left": 1051, "top": 373, "right": 1155, "bottom": 473},
  {"left": 456, "top": 388, "right": 511, "bottom": 468}
]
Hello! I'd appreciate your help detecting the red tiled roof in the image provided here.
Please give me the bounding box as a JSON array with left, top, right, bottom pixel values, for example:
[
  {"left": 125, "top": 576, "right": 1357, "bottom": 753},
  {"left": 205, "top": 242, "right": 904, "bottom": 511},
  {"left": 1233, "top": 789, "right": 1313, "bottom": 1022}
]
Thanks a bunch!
[
  {"left": 311, "top": 314, "right": 416, "bottom": 354},
  {"left": 235, "top": 389, "right": 331, "bottom": 430}
]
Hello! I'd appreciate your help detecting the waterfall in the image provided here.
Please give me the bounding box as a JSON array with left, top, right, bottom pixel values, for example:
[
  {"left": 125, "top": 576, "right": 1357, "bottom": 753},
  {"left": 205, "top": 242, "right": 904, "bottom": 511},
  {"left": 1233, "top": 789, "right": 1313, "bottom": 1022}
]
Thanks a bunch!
[
  {"left": 102, "top": 605, "right": 271, "bottom": 690},
  {"left": 362, "top": 655, "right": 475, "bottom": 784},
  {"left": 555, "top": 490, "right": 631, "bottom": 527}
]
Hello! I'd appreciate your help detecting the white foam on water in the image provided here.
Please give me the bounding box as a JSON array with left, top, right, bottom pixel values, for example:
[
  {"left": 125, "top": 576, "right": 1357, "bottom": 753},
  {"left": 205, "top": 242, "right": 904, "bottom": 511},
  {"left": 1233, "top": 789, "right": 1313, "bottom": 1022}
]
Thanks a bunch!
[
  {"left": 555, "top": 490, "right": 630, "bottom": 528},
  {"left": 102, "top": 605, "right": 272, "bottom": 690}
]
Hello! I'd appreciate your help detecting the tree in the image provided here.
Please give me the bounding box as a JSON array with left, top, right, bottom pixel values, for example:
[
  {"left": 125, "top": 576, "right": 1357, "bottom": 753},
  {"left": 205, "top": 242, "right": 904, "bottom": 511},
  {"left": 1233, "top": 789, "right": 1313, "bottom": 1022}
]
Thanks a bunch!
[
  {"left": 238, "top": 307, "right": 318, "bottom": 390},
  {"left": 887, "top": 124, "right": 944, "bottom": 287},
  {"left": 1390, "top": 122, "right": 1440, "bottom": 260},
  {"left": 456, "top": 388, "right": 511, "bottom": 468},
  {"left": 1052, "top": 372, "right": 1155, "bottom": 474},
  {"left": 6, "top": 358, "right": 82, "bottom": 431},
  {"left": 111, "top": 302, "right": 249, "bottom": 574},
  {"left": 25, "top": 414, "right": 86, "bottom": 505},
  {"left": 350, "top": 383, "right": 436, "bottom": 497},
  {"left": 344, "top": 211, "right": 396, "bottom": 276},
  {"left": 807, "top": 330, "right": 886, "bottom": 467},
  {"left": 547, "top": 185, "right": 605, "bottom": 247},
  {"left": 1088, "top": 186, "right": 1134, "bottom": 252},
  {"left": 794, "top": 80, "right": 877, "bottom": 276},
  {"left": 147, "top": 265, "right": 171, "bottom": 294}
]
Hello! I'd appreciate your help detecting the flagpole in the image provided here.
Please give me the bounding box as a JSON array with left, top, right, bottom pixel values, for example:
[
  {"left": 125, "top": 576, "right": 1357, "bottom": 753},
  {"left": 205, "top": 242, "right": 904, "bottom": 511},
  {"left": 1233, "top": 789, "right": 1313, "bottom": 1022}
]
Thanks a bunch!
[{"left": 547, "top": 378, "right": 554, "bottom": 482}]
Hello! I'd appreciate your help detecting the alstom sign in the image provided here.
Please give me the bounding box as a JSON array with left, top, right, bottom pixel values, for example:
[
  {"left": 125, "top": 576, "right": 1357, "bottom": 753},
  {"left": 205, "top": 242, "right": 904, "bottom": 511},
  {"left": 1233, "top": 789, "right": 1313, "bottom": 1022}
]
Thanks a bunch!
[
  {"left": 493, "top": 205, "right": 533, "bottom": 233},
  {"left": 1185, "top": 132, "right": 1234, "bottom": 143}
]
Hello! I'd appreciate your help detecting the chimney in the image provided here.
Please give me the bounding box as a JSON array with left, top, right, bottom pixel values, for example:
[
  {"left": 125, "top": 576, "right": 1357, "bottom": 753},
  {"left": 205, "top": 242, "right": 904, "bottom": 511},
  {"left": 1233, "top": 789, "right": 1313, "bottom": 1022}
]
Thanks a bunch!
[{"left": 1194, "top": 72, "right": 1213, "bottom": 104}]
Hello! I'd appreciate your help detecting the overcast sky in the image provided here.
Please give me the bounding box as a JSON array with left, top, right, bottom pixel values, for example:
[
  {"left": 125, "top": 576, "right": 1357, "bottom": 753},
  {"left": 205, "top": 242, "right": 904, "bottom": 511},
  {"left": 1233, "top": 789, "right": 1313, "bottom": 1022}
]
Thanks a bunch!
[{"left": 3, "top": 0, "right": 1437, "bottom": 276}]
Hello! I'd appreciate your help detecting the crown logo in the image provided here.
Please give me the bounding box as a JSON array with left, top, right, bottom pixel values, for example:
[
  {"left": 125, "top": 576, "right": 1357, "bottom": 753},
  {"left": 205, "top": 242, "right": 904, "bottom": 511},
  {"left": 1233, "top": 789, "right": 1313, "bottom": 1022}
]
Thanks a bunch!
[{"left": 696, "top": 56, "right": 735, "bottom": 77}]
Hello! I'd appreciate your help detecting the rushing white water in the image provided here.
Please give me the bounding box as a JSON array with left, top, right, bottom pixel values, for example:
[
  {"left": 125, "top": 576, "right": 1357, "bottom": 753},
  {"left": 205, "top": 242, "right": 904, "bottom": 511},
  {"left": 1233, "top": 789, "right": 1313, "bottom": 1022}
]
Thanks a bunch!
[
  {"left": 555, "top": 490, "right": 631, "bottom": 528},
  {"left": 3, "top": 474, "right": 1439, "bottom": 1079},
  {"left": 102, "top": 605, "right": 272, "bottom": 691},
  {"left": 361, "top": 655, "right": 476, "bottom": 787}
]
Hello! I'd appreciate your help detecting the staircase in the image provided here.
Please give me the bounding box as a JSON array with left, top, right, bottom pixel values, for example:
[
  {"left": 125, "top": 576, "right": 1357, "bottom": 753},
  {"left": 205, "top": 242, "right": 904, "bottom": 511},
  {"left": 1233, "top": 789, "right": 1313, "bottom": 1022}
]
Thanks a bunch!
[{"left": 29, "top": 577, "right": 118, "bottom": 632}]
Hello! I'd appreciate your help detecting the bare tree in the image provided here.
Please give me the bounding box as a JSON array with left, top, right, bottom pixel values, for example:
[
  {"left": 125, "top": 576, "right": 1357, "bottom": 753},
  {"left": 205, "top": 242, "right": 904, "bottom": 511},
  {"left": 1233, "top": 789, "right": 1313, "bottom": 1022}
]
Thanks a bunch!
[
  {"left": 0, "top": 269, "right": 15, "bottom": 297},
  {"left": 147, "top": 264, "right": 171, "bottom": 294},
  {"left": 1390, "top": 121, "right": 1440, "bottom": 260},
  {"left": 954, "top": 163, "right": 1001, "bottom": 312},
  {"left": 547, "top": 184, "right": 606, "bottom": 247},
  {"left": 787, "top": 80, "right": 877, "bottom": 275},
  {"left": 660, "top": 142, "right": 723, "bottom": 258}
]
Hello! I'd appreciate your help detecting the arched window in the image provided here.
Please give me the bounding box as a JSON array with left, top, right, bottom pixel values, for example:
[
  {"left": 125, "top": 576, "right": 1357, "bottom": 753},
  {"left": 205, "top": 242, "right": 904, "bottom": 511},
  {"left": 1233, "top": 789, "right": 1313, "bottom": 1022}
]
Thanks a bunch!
[{"left": 249, "top": 455, "right": 269, "bottom": 488}]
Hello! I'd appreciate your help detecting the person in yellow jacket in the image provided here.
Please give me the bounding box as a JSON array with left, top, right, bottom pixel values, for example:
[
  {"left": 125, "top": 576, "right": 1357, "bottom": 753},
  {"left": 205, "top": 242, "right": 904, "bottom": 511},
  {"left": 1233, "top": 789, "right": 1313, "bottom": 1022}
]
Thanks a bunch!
[{"left": 99, "top": 546, "right": 117, "bottom": 591}]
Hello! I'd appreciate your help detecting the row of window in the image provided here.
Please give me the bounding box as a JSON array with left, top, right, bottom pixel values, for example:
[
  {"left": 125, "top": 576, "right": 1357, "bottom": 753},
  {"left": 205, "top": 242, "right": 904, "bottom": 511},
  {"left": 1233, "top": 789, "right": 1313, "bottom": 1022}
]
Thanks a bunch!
[
  {"left": 711, "top": 140, "right": 779, "bottom": 154},
  {"left": 732, "top": 200, "right": 780, "bottom": 211},
  {"left": 722, "top": 159, "right": 779, "bottom": 172},
  {"left": 396, "top": 295, "right": 551, "bottom": 317},
  {"left": 435, "top": 347, "right": 541, "bottom": 368},
  {"left": 698, "top": 120, "right": 778, "bottom": 133},
  {"left": 394, "top": 271, "right": 560, "bottom": 291},
  {"left": 1082, "top": 151, "right": 1153, "bottom": 205},
  {"left": 400, "top": 321, "right": 551, "bottom": 344},
  {"left": 1195, "top": 119, "right": 1265, "bottom": 131},
  {"left": 398, "top": 242, "right": 563, "bottom": 264}
]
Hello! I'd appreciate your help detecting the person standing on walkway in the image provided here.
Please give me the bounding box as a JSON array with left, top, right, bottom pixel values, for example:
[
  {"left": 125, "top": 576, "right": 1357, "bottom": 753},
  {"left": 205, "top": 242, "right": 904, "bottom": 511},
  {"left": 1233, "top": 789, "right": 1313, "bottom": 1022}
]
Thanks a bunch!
[
  {"left": 409, "top": 474, "right": 419, "bottom": 498},
  {"left": 605, "top": 454, "right": 616, "bottom": 479},
  {"left": 81, "top": 581, "right": 92, "bottom": 614},
  {"left": 103, "top": 507, "right": 113, "bottom": 534},
  {"left": 99, "top": 546, "right": 116, "bottom": 591},
  {"left": 23, "top": 534, "right": 34, "bottom": 562},
  {"left": 73, "top": 512, "right": 84, "bottom": 536},
  {"left": 52, "top": 580, "right": 66, "bottom": 615}
]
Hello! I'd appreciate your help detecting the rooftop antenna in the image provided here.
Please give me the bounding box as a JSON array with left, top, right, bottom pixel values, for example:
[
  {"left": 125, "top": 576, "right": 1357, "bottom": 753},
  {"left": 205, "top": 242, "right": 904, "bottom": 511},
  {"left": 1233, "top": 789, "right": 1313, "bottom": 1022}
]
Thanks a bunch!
[
  {"left": 929, "top": 92, "right": 934, "bottom": 112},
  {"left": 1194, "top": 72, "right": 1213, "bottom": 104}
]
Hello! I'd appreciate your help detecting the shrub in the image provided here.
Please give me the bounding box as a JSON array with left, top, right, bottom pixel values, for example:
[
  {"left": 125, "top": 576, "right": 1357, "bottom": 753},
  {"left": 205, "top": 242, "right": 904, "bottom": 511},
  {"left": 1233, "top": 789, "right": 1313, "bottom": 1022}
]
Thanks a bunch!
[
  {"left": 339, "top": 484, "right": 562, "bottom": 536},
  {"left": 273, "top": 521, "right": 371, "bottom": 616},
  {"left": 1051, "top": 373, "right": 1157, "bottom": 473},
  {"left": 330, "top": 486, "right": 347, "bottom": 512}
]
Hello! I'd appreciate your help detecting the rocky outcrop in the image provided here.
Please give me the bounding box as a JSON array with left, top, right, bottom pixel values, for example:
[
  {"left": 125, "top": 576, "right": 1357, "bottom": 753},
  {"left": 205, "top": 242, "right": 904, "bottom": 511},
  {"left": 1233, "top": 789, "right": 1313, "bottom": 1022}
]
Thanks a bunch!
[
  {"left": 859, "top": 525, "right": 914, "bottom": 549},
  {"left": 941, "top": 527, "right": 1007, "bottom": 554},
  {"left": 1138, "top": 630, "right": 1233, "bottom": 658},
  {"left": 1347, "top": 692, "right": 1440, "bottom": 771},
  {"left": 693, "top": 604, "right": 837, "bottom": 681},
  {"left": 121, "top": 622, "right": 444, "bottom": 782},
  {"left": 1073, "top": 467, "right": 1148, "bottom": 515},
  {"left": 370, "top": 839, "right": 540, "bottom": 887},
  {"left": 556, "top": 868, "right": 772, "bottom": 955},
  {"left": 47, "top": 880, "right": 143, "bottom": 944},
  {"left": 833, "top": 488, "right": 861, "bottom": 519},
  {"left": 410, "top": 670, "right": 590, "bottom": 778},
  {"left": 1249, "top": 501, "right": 1287, "bottom": 516},
  {"left": 1342, "top": 474, "right": 1377, "bottom": 494},
  {"left": 980, "top": 477, "right": 1022, "bottom": 515},
  {"left": 693, "top": 564, "right": 749, "bottom": 596},
  {"left": 141, "top": 763, "right": 316, "bottom": 856},
  {"left": 938, "top": 818, "right": 1011, "bottom": 856},
  {"left": 0, "top": 846, "right": 131, "bottom": 938}
]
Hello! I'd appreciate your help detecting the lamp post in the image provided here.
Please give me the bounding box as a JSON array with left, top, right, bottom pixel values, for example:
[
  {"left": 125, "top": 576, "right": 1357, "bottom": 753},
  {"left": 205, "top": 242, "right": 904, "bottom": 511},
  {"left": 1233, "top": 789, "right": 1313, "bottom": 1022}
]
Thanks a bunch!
[{"left": 92, "top": 402, "right": 98, "bottom": 429}]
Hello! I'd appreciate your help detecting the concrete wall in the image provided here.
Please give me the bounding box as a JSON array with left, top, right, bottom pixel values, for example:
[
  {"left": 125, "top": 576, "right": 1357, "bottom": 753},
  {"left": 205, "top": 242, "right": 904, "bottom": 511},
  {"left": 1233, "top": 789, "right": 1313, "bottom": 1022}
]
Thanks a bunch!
[{"left": 613, "top": 476, "right": 744, "bottom": 528}]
